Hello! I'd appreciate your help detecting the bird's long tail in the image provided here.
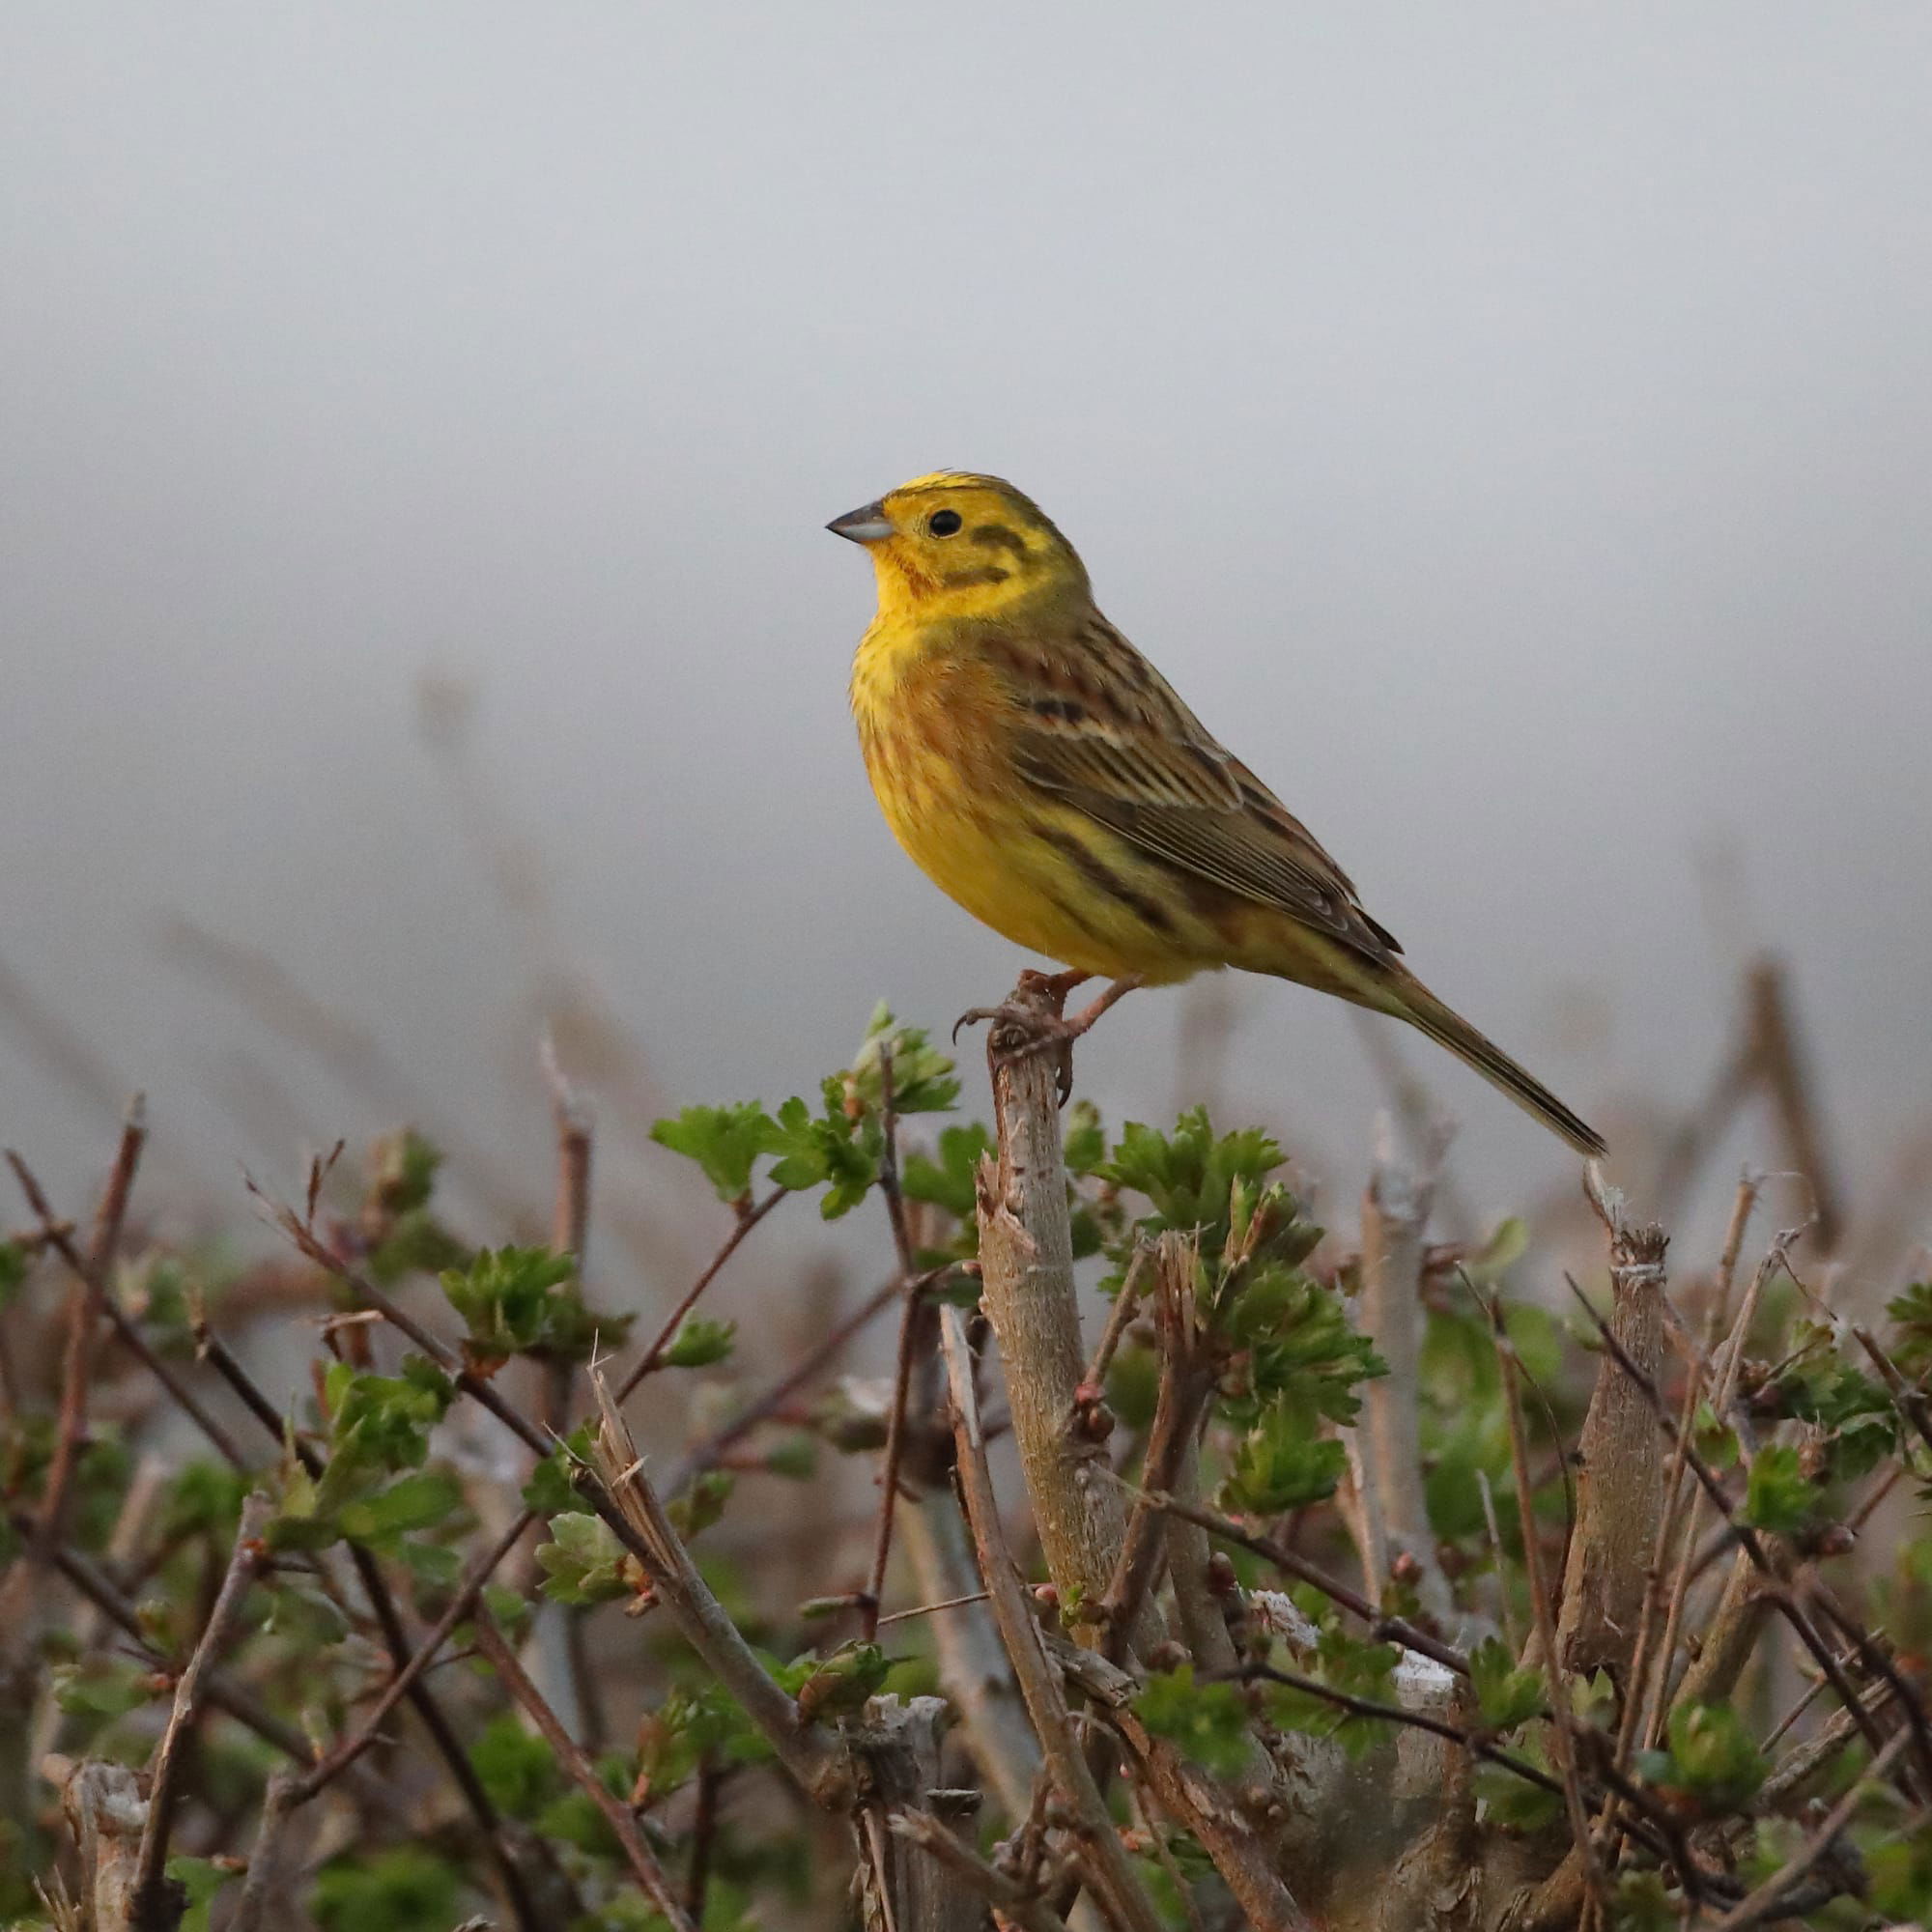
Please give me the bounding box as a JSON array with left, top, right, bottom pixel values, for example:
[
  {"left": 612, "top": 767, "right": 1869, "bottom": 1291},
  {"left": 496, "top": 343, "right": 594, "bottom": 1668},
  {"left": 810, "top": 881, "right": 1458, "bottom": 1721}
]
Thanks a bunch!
[{"left": 1388, "top": 975, "right": 1606, "bottom": 1159}]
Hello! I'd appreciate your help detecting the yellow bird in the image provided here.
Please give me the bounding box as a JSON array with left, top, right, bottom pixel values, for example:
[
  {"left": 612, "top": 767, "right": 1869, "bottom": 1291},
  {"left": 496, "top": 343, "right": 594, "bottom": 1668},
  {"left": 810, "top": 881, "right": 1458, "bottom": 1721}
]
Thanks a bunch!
[{"left": 832, "top": 471, "right": 1605, "bottom": 1157}]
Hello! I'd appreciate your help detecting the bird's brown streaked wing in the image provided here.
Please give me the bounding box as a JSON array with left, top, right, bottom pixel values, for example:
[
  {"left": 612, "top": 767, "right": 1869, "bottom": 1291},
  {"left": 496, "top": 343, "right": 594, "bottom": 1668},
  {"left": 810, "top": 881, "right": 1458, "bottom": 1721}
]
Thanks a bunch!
[{"left": 998, "top": 617, "right": 1404, "bottom": 961}]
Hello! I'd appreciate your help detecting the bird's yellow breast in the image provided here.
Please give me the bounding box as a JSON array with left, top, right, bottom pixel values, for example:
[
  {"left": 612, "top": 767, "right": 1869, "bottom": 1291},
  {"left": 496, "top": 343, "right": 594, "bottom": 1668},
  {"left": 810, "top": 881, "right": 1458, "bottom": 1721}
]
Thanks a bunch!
[{"left": 850, "top": 618, "right": 1214, "bottom": 980}]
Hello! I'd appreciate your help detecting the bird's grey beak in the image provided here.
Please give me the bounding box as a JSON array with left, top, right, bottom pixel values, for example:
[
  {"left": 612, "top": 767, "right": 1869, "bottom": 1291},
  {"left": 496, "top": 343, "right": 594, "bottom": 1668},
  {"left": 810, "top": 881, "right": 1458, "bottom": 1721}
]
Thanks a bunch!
[{"left": 827, "top": 500, "right": 895, "bottom": 544}]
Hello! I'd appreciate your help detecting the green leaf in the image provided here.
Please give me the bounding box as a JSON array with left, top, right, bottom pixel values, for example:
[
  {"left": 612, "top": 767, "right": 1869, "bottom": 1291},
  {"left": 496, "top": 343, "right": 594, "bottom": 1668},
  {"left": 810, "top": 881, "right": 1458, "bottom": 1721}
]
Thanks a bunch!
[
  {"left": 167, "top": 1855, "right": 237, "bottom": 1932},
  {"left": 662, "top": 1316, "right": 737, "bottom": 1369},
  {"left": 161, "top": 1461, "right": 251, "bottom": 1542},
  {"left": 440, "top": 1245, "right": 577, "bottom": 1360},
  {"left": 900, "top": 1122, "right": 993, "bottom": 1223},
  {"left": 437, "top": 1247, "right": 622, "bottom": 1367},
  {"left": 471, "top": 1713, "right": 562, "bottom": 1819},
  {"left": 1887, "top": 1281, "right": 1932, "bottom": 1378},
  {"left": 1635, "top": 1701, "right": 1766, "bottom": 1814},
  {"left": 766, "top": 1094, "right": 878, "bottom": 1219},
  {"left": 1868, "top": 1812, "right": 1932, "bottom": 1920},
  {"left": 1265, "top": 1623, "right": 1400, "bottom": 1760},
  {"left": 785, "top": 1642, "right": 895, "bottom": 1721},
  {"left": 335, "top": 1466, "right": 465, "bottom": 1547},
  {"left": 1135, "top": 1663, "right": 1252, "bottom": 1777},
  {"left": 1062, "top": 1100, "right": 1107, "bottom": 1176},
  {"left": 1478, "top": 1735, "right": 1564, "bottom": 1831},
  {"left": 650, "top": 1102, "right": 784, "bottom": 1203},
  {"left": 326, "top": 1354, "right": 454, "bottom": 1475},
  {"left": 522, "top": 1426, "right": 594, "bottom": 1515},
  {"left": 1469, "top": 1636, "right": 1544, "bottom": 1733},
  {"left": 51, "top": 1656, "right": 155, "bottom": 1719},
  {"left": 848, "top": 1005, "right": 960, "bottom": 1117},
  {"left": 0, "top": 1239, "right": 29, "bottom": 1306},
  {"left": 1220, "top": 1402, "right": 1347, "bottom": 1515},
  {"left": 763, "top": 1434, "right": 818, "bottom": 1480},
  {"left": 534, "top": 1512, "right": 636, "bottom": 1605},
  {"left": 668, "top": 1469, "right": 734, "bottom": 1541},
  {"left": 1739, "top": 1442, "right": 1823, "bottom": 1538},
  {"left": 312, "top": 1846, "right": 464, "bottom": 1932},
  {"left": 1609, "top": 1871, "right": 1677, "bottom": 1931},
  {"left": 366, "top": 1128, "right": 444, "bottom": 1217}
]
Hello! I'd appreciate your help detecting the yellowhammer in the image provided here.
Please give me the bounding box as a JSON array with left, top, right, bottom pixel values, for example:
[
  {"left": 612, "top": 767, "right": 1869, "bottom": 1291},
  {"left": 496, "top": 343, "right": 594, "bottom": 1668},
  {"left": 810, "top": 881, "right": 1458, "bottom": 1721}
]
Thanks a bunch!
[{"left": 832, "top": 471, "right": 1605, "bottom": 1157}]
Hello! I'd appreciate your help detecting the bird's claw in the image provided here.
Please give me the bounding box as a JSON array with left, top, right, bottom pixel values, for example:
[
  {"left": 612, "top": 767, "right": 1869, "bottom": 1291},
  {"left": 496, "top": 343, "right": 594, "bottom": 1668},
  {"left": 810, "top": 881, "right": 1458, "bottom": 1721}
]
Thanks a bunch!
[{"left": 952, "top": 1000, "right": 1082, "bottom": 1105}]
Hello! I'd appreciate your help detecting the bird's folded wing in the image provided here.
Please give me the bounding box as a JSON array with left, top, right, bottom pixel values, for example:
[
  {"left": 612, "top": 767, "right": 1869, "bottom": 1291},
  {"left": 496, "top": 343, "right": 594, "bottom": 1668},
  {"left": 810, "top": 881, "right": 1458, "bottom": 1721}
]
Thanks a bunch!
[{"left": 1010, "top": 699, "right": 1402, "bottom": 962}]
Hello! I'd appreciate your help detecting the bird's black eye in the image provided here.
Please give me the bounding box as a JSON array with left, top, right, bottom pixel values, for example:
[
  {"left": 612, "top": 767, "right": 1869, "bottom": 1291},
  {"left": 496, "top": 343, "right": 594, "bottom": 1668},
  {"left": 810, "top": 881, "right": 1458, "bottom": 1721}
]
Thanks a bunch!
[{"left": 927, "top": 508, "right": 963, "bottom": 537}]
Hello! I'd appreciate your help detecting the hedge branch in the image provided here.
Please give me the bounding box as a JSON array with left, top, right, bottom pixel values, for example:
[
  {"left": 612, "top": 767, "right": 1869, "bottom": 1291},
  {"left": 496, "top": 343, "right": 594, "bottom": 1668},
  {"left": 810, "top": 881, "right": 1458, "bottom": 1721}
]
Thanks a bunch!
[
  {"left": 129, "top": 1491, "right": 272, "bottom": 1932},
  {"left": 1356, "top": 1128, "right": 1445, "bottom": 1608},
  {"left": 1710, "top": 1726, "right": 1910, "bottom": 1931},
  {"left": 1557, "top": 1184, "right": 1668, "bottom": 1690},
  {"left": 471, "top": 1607, "right": 697, "bottom": 1932},
  {"left": 586, "top": 1367, "right": 857, "bottom": 1808},
  {"left": 972, "top": 980, "right": 1131, "bottom": 1634},
  {"left": 937, "top": 1302, "right": 1168, "bottom": 1932}
]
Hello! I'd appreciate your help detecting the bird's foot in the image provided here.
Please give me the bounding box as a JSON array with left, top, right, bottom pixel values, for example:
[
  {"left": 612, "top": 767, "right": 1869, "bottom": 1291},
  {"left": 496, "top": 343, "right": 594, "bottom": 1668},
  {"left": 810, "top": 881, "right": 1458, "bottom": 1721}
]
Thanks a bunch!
[
  {"left": 1014, "top": 967, "right": 1092, "bottom": 1014},
  {"left": 952, "top": 975, "right": 1143, "bottom": 1105}
]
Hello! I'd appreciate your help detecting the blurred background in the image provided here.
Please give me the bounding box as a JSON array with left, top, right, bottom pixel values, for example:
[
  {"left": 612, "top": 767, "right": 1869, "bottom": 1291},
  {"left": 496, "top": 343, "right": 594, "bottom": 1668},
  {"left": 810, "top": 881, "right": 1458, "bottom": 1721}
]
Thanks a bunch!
[{"left": 3, "top": 4, "right": 1929, "bottom": 1300}]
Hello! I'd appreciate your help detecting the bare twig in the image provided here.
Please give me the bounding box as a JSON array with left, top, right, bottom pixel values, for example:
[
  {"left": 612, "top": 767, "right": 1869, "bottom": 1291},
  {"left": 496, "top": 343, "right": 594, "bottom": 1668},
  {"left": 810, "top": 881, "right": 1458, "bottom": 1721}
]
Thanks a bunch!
[
  {"left": 685, "top": 1756, "right": 724, "bottom": 1924},
  {"left": 15, "top": 1105, "right": 148, "bottom": 1564},
  {"left": 130, "top": 1492, "right": 272, "bottom": 1930},
  {"left": 1852, "top": 1322, "right": 1932, "bottom": 1461},
  {"left": 1708, "top": 1726, "right": 1910, "bottom": 1931},
  {"left": 671, "top": 1268, "right": 929, "bottom": 1491},
  {"left": 1559, "top": 1186, "right": 1668, "bottom": 1692},
  {"left": 1746, "top": 957, "right": 1844, "bottom": 1254},
  {"left": 614, "top": 1185, "right": 785, "bottom": 1404},
  {"left": 1080, "top": 1239, "right": 1151, "bottom": 1397},
  {"left": 898, "top": 1487, "right": 1040, "bottom": 1820},
  {"left": 862, "top": 1282, "right": 928, "bottom": 1641},
  {"left": 1707, "top": 1171, "right": 1761, "bottom": 1347},
  {"left": 857, "top": 1695, "right": 984, "bottom": 1932},
  {"left": 1561, "top": 1276, "right": 1902, "bottom": 1779},
  {"left": 1756, "top": 1676, "right": 1893, "bottom": 1808},
  {"left": 1111, "top": 1709, "right": 1318, "bottom": 1932},
  {"left": 1642, "top": 1230, "right": 1801, "bottom": 1755},
  {"left": 57, "top": 1759, "right": 149, "bottom": 1932},
  {"left": 13, "top": 1515, "right": 315, "bottom": 1765},
  {"left": 886, "top": 1809, "right": 1071, "bottom": 1932},
  {"left": 874, "top": 1043, "right": 920, "bottom": 1281},
  {"left": 937, "top": 1304, "right": 1168, "bottom": 1932},
  {"left": 289, "top": 1509, "right": 531, "bottom": 1801},
  {"left": 1104, "top": 1476, "right": 1469, "bottom": 1678},
  {"left": 472, "top": 1608, "right": 698, "bottom": 1932},
  {"left": 876, "top": 1588, "right": 992, "bottom": 1627},
  {"left": 1102, "top": 1234, "right": 1210, "bottom": 1660},
  {"left": 973, "top": 982, "right": 1131, "bottom": 1634},
  {"left": 229, "top": 1772, "right": 304, "bottom": 1932},
  {"left": 1357, "top": 1124, "right": 1446, "bottom": 1607},
  {"left": 541, "top": 1046, "right": 601, "bottom": 1748},
  {"left": 1477, "top": 1469, "right": 1520, "bottom": 1652},
  {"left": 1489, "top": 1285, "right": 1605, "bottom": 1908},
  {"left": 587, "top": 1368, "right": 856, "bottom": 1808}
]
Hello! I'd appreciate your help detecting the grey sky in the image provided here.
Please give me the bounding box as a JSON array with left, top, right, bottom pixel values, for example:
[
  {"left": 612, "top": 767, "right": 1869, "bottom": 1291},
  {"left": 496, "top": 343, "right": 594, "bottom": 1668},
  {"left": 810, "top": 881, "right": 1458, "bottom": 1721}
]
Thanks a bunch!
[{"left": 3, "top": 6, "right": 1929, "bottom": 1272}]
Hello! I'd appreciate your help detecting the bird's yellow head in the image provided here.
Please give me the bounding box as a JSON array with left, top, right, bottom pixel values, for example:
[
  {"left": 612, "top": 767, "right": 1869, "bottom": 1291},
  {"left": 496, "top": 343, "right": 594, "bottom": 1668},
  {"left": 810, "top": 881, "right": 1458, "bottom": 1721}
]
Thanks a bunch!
[{"left": 828, "top": 471, "right": 1087, "bottom": 622}]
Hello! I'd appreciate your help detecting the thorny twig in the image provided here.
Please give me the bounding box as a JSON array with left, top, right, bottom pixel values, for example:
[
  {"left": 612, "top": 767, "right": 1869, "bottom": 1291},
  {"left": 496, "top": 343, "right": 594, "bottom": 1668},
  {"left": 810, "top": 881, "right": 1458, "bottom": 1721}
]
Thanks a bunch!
[
  {"left": 937, "top": 1303, "right": 1170, "bottom": 1932},
  {"left": 614, "top": 1185, "right": 786, "bottom": 1403},
  {"left": 1487, "top": 1281, "right": 1608, "bottom": 1911},
  {"left": 130, "top": 1492, "right": 272, "bottom": 1930},
  {"left": 1103, "top": 1476, "right": 1469, "bottom": 1677},
  {"left": 472, "top": 1608, "right": 699, "bottom": 1932},
  {"left": 1561, "top": 1274, "right": 1913, "bottom": 1787},
  {"left": 861, "top": 1277, "right": 928, "bottom": 1642},
  {"left": 1709, "top": 1726, "right": 1911, "bottom": 1931},
  {"left": 10, "top": 1104, "right": 148, "bottom": 1576}
]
